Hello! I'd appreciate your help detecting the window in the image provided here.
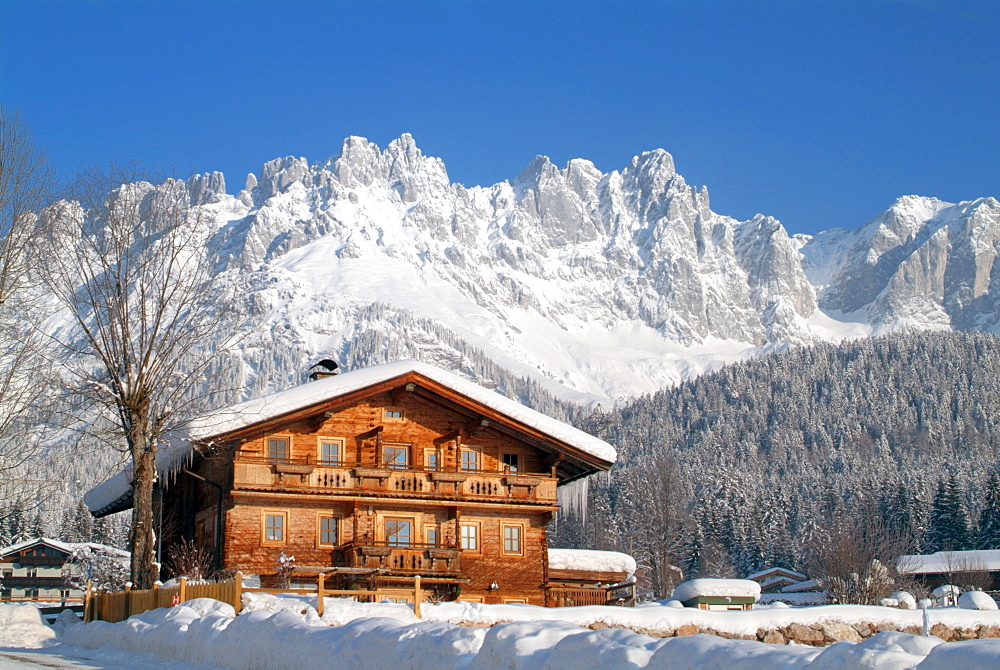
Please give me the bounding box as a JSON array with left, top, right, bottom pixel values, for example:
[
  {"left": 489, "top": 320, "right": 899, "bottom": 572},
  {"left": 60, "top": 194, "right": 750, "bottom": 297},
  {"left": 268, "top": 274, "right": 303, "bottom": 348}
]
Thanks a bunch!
[
  {"left": 267, "top": 438, "right": 289, "bottom": 462},
  {"left": 460, "top": 449, "right": 479, "bottom": 472},
  {"left": 383, "top": 444, "right": 409, "bottom": 469},
  {"left": 385, "top": 518, "right": 412, "bottom": 546},
  {"left": 424, "top": 523, "right": 439, "bottom": 547},
  {"left": 318, "top": 438, "right": 343, "bottom": 465},
  {"left": 318, "top": 516, "right": 338, "bottom": 546},
  {"left": 502, "top": 453, "right": 520, "bottom": 473},
  {"left": 424, "top": 448, "right": 439, "bottom": 470},
  {"left": 384, "top": 407, "right": 404, "bottom": 421},
  {"left": 460, "top": 523, "right": 479, "bottom": 551},
  {"left": 502, "top": 524, "right": 523, "bottom": 555},
  {"left": 263, "top": 512, "right": 287, "bottom": 545}
]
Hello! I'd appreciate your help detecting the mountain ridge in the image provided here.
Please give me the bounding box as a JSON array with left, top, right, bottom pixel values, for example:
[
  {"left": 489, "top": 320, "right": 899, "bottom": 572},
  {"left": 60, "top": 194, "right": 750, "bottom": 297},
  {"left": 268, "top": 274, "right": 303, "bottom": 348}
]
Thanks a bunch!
[{"left": 167, "top": 135, "right": 999, "bottom": 402}]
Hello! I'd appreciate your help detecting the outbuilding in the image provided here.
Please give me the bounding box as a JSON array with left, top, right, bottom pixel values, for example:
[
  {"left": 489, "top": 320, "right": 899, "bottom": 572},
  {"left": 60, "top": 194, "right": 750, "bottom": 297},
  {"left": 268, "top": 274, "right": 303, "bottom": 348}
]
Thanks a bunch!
[{"left": 672, "top": 578, "right": 760, "bottom": 611}]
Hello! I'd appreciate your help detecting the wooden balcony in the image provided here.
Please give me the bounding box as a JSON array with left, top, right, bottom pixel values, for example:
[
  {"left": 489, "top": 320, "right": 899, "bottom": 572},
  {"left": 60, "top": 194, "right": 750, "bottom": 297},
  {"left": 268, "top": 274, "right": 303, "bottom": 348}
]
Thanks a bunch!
[
  {"left": 10, "top": 556, "right": 66, "bottom": 567},
  {"left": 233, "top": 457, "right": 557, "bottom": 504},
  {"left": 343, "top": 541, "right": 462, "bottom": 575},
  {"left": 1, "top": 576, "right": 65, "bottom": 589}
]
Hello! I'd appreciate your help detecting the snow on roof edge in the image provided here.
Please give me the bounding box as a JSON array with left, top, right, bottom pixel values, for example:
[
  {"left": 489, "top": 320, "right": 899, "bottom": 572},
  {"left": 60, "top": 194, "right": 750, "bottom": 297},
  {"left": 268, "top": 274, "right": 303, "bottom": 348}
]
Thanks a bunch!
[
  {"left": 547, "top": 548, "right": 636, "bottom": 578},
  {"left": 186, "top": 360, "right": 616, "bottom": 464},
  {"left": 672, "top": 578, "right": 762, "bottom": 602},
  {"left": 0, "top": 536, "right": 129, "bottom": 559},
  {"left": 898, "top": 549, "right": 1000, "bottom": 574}
]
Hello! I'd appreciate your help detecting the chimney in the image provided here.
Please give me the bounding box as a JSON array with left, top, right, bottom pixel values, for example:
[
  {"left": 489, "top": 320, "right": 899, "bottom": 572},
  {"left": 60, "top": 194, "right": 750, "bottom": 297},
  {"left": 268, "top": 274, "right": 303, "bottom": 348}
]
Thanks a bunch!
[{"left": 308, "top": 359, "right": 340, "bottom": 382}]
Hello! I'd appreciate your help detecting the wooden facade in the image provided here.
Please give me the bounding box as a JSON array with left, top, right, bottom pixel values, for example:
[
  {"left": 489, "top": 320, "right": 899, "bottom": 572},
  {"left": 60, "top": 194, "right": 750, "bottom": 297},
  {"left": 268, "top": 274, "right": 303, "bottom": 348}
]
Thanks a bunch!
[{"left": 150, "top": 364, "right": 615, "bottom": 606}]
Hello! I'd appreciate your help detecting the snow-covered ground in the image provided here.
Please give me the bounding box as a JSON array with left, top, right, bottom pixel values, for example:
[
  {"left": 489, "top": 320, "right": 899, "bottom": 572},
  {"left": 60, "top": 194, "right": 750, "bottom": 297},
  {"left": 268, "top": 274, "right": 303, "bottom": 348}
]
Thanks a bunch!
[{"left": 5, "top": 596, "right": 1000, "bottom": 668}]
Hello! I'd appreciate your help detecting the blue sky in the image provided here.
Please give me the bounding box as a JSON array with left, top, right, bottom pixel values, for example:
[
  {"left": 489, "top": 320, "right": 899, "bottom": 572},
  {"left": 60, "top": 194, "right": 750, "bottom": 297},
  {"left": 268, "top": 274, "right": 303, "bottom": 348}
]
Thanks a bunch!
[{"left": 2, "top": 0, "right": 997, "bottom": 235}]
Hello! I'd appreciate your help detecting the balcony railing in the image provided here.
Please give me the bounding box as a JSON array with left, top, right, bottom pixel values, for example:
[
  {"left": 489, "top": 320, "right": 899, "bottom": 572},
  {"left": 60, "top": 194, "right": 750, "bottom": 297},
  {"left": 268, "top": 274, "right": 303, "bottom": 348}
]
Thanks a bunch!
[
  {"left": 233, "top": 457, "right": 557, "bottom": 503},
  {"left": 10, "top": 556, "right": 66, "bottom": 566},
  {"left": 343, "top": 541, "right": 462, "bottom": 574},
  {"left": 1, "top": 576, "right": 65, "bottom": 589}
]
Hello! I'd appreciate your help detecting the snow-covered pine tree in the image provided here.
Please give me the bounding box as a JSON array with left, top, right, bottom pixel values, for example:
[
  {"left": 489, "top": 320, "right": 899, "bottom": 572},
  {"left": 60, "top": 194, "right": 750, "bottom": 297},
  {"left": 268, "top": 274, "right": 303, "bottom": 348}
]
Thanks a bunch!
[
  {"left": 927, "top": 474, "right": 972, "bottom": 552},
  {"left": 976, "top": 471, "right": 1000, "bottom": 549}
]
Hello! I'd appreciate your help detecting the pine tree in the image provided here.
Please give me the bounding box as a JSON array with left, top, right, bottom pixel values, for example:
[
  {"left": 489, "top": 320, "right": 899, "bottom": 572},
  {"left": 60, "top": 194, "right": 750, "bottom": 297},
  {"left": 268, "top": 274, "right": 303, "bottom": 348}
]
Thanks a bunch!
[
  {"left": 977, "top": 471, "right": 1000, "bottom": 549},
  {"left": 927, "top": 474, "right": 972, "bottom": 552}
]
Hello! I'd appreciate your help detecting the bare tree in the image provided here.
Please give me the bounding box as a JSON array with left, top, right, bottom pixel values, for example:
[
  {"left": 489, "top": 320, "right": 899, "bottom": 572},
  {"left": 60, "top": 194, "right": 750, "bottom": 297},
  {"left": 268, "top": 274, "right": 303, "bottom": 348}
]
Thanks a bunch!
[
  {"left": 37, "top": 166, "right": 245, "bottom": 588},
  {"left": 623, "top": 450, "right": 688, "bottom": 598},
  {"left": 0, "top": 107, "right": 56, "bottom": 520},
  {"left": 810, "top": 500, "right": 912, "bottom": 605}
]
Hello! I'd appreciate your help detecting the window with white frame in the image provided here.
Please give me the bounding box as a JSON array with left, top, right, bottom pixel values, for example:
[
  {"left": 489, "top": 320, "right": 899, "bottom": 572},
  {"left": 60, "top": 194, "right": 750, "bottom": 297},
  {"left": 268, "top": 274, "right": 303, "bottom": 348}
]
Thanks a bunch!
[
  {"left": 318, "top": 438, "right": 343, "bottom": 465},
  {"left": 460, "top": 523, "right": 479, "bottom": 551},
  {"left": 460, "top": 449, "right": 479, "bottom": 472},
  {"left": 383, "top": 443, "right": 409, "bottom": 469},
  {"left": 263, "top": 512, "right": 287, "bottom": 544},
  {"left": 502, "top": 524, "right": 523, "bottom": 555}
]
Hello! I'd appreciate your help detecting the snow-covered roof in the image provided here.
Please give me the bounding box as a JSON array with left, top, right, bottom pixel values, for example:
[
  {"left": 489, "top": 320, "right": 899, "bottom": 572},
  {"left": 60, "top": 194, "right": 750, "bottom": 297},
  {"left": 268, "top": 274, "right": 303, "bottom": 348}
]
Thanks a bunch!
[
  {"left": 745, "top": 567, "right": 807, "bottom": 582},
  {"left": 86, "top": 360, "right": 618, "bottom": 516},
  {"left": 898, "top": 550, "right": 1000, "bottom": 574},
  {"left": 547, "top": 548, "right": 636, "bottom": 578},
  {"left": 672, "top": 579, "right": 761, "bottom": 602},
  {"left": 0, "top": 537, "right": 128, "bottom": 560},
  {"left": 780, "top": 579, "right": 822, "bottom": 593},
  {"left": 185, "top": 361, "right": 617, "bottom": 462}
]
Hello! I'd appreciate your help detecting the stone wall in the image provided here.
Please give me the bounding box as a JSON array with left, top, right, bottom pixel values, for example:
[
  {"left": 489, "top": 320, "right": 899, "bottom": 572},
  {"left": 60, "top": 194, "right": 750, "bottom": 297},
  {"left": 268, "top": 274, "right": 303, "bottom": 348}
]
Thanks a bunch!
[{"left": 584, "top": 619, "right": 1000, "bottom": 646}]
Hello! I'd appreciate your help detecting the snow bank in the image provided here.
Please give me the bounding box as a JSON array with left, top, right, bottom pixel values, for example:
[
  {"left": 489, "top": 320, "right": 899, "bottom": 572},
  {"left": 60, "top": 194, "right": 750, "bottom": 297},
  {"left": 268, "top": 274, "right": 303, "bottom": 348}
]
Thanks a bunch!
[
  {"left": 959, "top": 591, "right": 998, "bottom": 611},
  {"left": 672, "top": 579, "right": 762, "bottom": 602},
  {"left": 0, "top": 604, "right": 58, "bottom": 648},
  {"left": 547, "top": 548, "right": 636, "bottom": 578},
  {"left": 55, "top": 599, "right": 1000, "bottom": 669}
]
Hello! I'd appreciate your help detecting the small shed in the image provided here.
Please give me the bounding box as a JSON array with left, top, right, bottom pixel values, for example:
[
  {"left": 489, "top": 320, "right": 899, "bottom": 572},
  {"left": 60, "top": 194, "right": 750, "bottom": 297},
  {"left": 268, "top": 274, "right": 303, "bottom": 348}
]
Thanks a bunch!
[{"left": 672, "top": 578, "right": 761, "bottom": 611}]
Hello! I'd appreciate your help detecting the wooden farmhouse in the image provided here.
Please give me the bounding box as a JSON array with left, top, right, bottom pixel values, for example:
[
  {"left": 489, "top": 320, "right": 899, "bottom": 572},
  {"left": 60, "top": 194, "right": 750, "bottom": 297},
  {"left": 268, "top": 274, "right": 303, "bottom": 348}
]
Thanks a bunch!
[{"left": 86, "top": 361, "right": 621, "bottom": 606}]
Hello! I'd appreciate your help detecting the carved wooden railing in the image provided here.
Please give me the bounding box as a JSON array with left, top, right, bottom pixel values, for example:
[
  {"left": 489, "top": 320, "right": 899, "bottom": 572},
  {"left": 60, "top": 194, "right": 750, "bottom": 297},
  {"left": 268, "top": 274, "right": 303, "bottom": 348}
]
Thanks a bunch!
[
  {"left": 344, "top": 541, "right": 462, "bottom": 574},
  {"left": 233, "top": 458, "right": 557, "bottom": 503}
]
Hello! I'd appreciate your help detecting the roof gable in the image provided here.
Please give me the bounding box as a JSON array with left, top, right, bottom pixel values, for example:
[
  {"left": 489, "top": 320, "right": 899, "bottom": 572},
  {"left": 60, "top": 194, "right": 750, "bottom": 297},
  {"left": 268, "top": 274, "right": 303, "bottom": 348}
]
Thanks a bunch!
[
  {"left": 187, "top": 361, "right": 616, "bottom": 468},
  {"left": 86, "top": 360, "right": 617, "bottom": 516}
]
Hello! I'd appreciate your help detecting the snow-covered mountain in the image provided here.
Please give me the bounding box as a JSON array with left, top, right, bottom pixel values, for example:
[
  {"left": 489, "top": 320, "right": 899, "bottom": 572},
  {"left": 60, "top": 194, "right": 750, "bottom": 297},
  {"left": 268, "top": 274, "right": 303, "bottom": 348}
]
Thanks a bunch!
[{"left": 176, "top": 135, "right": 999, "bottom": 402}]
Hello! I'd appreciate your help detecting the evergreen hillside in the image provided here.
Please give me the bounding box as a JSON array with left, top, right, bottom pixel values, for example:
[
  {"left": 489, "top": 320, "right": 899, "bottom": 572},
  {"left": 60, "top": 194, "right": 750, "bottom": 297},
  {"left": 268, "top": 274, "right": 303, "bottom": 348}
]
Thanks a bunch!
[{"left": 563, "top": 331, "right": 1000, "bottom": 591}]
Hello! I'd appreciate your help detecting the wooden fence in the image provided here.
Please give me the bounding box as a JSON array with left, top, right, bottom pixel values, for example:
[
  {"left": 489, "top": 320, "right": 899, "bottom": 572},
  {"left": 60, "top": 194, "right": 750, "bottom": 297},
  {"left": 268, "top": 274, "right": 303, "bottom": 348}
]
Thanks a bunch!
[{"left": 84, "top": 572, "right": 424, "bottom": 624}]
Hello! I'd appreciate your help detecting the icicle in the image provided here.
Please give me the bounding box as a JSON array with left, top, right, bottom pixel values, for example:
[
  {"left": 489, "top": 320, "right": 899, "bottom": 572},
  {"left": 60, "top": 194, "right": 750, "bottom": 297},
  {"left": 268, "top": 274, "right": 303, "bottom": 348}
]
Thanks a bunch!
[{"left": 558, "top": 477, "right": 590, "bottom": 526}]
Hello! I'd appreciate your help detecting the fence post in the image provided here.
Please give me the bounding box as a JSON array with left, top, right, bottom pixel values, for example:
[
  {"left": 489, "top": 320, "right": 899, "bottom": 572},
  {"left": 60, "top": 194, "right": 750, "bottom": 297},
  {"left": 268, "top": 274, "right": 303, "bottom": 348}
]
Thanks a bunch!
[
  {"left": 83, "top": 580, "right": 92, "bottom": 623},
  {"left": 413, "top": 575, "right": 422, "bottom": 618},
  {"left": 179, "top": 576, "right": 187, "bottom": 604},
  {"left": 153, "top": 582, "right": 161, "bottom": 608},
  {"left": 233, "top": 571, "right": 243, "bottom": 614},
  {"left": 124, "top": 583, "right": 132, "bottom": 619},
  {"left": 317, "top": 573, "right": 325, "bottom": 618}
]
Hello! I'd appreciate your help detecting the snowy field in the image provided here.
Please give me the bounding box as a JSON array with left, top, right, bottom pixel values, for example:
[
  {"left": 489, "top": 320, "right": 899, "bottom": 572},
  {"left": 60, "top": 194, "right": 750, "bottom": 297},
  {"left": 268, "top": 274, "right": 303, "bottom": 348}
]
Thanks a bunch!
[{"left": 5, "top": 596, "right": 1000, "bottom": 669}]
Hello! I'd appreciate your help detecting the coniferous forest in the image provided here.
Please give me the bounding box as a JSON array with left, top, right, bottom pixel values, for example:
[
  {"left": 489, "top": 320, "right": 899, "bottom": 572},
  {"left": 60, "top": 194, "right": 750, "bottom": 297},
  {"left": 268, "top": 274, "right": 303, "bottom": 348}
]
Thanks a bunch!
[{"left": 555, "top": 331, "right": 1000, "bottom": 596}]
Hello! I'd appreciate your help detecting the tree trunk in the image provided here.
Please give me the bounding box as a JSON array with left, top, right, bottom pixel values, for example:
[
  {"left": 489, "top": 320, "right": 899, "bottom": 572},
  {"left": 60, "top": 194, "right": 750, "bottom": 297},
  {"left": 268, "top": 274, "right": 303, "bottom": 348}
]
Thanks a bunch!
[{"left": 129, "top": 422, "right": 158, "bottom": 589}]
